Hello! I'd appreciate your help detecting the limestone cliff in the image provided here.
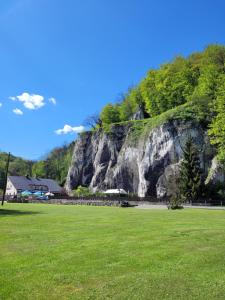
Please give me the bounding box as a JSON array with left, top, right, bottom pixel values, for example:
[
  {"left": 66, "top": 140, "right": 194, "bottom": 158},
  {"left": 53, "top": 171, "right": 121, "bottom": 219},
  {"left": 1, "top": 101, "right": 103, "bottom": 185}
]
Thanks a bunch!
[{"left": 65, "top": 119, "right": 216, "bottom": 198}]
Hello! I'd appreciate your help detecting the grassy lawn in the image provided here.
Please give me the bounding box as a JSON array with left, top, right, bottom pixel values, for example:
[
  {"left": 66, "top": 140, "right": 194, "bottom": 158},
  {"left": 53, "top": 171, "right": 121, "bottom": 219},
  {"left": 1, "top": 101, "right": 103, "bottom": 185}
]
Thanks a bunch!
[{"left": 1, "top": 204, "right": 225, "bottom": 299}]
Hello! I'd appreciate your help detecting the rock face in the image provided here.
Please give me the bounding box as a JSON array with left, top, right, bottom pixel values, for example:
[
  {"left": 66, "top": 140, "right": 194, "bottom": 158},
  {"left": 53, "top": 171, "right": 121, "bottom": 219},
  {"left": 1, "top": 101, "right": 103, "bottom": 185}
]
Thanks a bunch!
[
  {"left": 156, "top": 163, "right": 180, "bottom": 199},
  {"left": 205, "top": 157, "right": 225, "bottom": 186},
  {"left": 130, "top": 107, "right": 144, "bottom": 120},
  {"left": 65, "top": 120, "right": 216, "bottom": 197}
]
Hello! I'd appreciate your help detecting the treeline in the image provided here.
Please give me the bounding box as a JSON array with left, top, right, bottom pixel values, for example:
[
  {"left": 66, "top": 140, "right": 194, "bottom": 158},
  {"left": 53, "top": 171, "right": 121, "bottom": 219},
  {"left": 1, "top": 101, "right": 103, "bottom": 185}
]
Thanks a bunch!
[
  {"left": 0, "top": 142, "right": 74, "bottom": 190},
  {"left": 0, "top": 153, "right": 33, "bottom": 190},
  {"left": 99, "top": 44, "right": 225, "bottom": 127},
  {"left": 32, "top": 142, "right": 74, "bottom": 186}
]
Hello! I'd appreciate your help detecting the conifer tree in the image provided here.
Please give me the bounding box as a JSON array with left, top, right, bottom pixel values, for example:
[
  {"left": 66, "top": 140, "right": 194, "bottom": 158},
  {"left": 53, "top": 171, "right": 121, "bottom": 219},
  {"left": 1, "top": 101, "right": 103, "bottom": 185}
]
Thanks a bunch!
[{"left": 179, "top": 136, "right": 202, "bottom": 202}]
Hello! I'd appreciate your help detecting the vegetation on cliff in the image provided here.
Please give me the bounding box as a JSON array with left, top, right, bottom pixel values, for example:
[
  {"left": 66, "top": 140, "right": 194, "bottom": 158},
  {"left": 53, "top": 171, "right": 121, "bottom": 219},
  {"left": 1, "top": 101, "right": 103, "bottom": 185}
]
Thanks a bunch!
[
  {"left": 101, "top": 96, "right": 212, "bottom": 144},
  {"left": 208, "top": 73, "right": 225, "bottom": 163},
  {"left": 99, "top": 44, "right": 225, "bottom": 127}
]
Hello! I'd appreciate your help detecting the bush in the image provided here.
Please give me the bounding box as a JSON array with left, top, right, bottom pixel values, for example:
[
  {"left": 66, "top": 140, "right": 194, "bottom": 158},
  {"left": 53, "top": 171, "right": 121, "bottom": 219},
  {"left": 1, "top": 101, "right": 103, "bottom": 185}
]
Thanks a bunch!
[
  {"left": 168, "top": 195, "right": 183, "bottom": 210},
  {"left": 73, "top": 186, "right": 106, "bottom": 198},
  {"left": 73, "top": 186, "right": 91, "bottom": 197}
]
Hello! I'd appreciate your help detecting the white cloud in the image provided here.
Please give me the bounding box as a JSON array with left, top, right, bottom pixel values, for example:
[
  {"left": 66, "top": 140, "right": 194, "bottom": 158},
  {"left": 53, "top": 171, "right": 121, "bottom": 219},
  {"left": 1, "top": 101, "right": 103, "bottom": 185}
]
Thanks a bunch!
[
  {"left": 55, "top": 124, "right": 85, "bottom": 135},
  {"left": 0, "top": 103, "right": 2, "bottom": 108},
  {"left": 49, "top": 97, "right": 56, "bottom": 105},
  {"left": 9, "top": 96, "right": 16, "bottom": 101},
  {"left": 10, "top": 92, "right": 45, "bottom": 110},
  {"left": 13, "top": 108, "right": 23, "bottom": 115}
]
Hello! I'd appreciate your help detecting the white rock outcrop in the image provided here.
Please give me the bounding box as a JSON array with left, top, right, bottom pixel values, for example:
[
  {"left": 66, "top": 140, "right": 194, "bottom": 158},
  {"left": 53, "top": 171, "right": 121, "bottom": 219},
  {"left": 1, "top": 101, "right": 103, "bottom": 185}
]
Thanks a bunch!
[{"left": 65, "top": 120, "right": 215, "bottom": 198}]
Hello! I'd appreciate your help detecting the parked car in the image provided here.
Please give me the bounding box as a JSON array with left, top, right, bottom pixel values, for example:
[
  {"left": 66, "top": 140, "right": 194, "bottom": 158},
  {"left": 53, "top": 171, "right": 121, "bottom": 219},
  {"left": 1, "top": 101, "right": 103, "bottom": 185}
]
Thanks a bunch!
[{"left": 120, "top": 200, "right": 130, "bottom": 207}]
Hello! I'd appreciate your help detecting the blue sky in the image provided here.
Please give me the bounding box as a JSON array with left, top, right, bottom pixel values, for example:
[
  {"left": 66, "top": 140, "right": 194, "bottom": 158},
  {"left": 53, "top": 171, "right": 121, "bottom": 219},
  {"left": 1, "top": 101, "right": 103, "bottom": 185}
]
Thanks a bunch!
[{"left": 0, "top": 0, "right": 224, "bottom": 160}]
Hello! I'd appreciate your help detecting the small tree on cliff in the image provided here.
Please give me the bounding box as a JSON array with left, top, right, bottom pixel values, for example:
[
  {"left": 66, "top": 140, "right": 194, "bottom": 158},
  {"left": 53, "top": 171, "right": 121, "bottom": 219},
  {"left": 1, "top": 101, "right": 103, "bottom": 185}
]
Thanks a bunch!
[
  {"left": 83, "top": 114, "right": 102, "bottom": 129},
  {"left": 179, "top": 136, "right": 202, "bottom": 202}
]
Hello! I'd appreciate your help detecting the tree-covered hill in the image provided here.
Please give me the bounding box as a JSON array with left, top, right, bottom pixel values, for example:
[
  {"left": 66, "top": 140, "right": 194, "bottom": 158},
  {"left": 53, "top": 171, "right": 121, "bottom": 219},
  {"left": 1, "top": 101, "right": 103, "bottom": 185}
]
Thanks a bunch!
[
  {"left": 0, "top": 152, "right": 33, "bottom": 190},
  {"left": 32, "top": 142, "right": 75, "bottom": 186},
  {"left": 99, "top": 44, "right": 225, "bottom": 126},
  {"left": 0, "top": 142, "right": 74, "bottom": 190}
]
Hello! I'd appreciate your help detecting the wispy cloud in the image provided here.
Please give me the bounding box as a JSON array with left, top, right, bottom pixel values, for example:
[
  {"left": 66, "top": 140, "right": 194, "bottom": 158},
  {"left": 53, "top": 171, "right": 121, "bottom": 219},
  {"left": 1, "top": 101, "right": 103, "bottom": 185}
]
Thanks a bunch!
[
  {"left": 55, "top": 124, "right": 85, "bottom": 135},
  {"left": 9, "top": 96, "right": 16, "bottom": 101},
  {"left": 13, "top": 108, "right": 23, "bottom": 115},
  {"left": 10, "top": 92, "right": 45, "bottom": 110},
  {"left": 49, "top": 97, "right": 56, "bottom": 105},
  {"left": 0, "top": 103, "right": 2, "bottom": 108}
]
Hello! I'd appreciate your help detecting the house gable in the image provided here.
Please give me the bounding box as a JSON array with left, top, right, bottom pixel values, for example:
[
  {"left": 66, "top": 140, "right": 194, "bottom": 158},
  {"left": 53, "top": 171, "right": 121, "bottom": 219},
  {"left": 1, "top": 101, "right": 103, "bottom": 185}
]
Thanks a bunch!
[{"left": 6, "top": 178, "right": 17, "bottom": 196}]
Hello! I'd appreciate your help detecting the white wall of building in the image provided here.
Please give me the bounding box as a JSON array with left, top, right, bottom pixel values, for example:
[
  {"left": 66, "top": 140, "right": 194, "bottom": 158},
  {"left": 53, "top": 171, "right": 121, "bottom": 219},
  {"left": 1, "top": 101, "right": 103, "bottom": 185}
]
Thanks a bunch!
[{"left": 5, "top": 178, "right": 17, "bottom": 196}]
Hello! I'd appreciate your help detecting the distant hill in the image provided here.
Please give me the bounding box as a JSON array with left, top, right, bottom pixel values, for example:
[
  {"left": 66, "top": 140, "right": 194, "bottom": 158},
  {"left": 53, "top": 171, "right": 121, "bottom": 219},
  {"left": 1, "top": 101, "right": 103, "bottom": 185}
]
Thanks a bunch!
[
  {"left": 32, "top": 142, "right": 75, "bottom": 186},
  {"left": 0, "top": 142, "right": 74, "bottom": 190},
  {"left": 0, "top": 152, "right": 33, "bottom": 190}
]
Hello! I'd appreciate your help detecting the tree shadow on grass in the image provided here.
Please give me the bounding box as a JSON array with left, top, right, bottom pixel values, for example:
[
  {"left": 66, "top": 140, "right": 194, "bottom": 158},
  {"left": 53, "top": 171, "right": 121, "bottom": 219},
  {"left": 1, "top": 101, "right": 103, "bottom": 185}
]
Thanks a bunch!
[{"left": 0, "top": 209, "right": 42, "bottom": 216}]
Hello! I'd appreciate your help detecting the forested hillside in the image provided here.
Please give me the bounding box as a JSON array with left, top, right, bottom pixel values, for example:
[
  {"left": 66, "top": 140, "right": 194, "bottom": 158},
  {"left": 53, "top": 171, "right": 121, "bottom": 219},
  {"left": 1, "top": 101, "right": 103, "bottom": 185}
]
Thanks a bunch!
[
  {"left": 0, "top": 153, "right": 33, "bottom": 190},
  {"left": 0, "top": 142, "right": 74, "bottom": 190},
  {"left": 32, "top": 142, "right": 75, "bottom": 186},
  {"left": 100, "top": 44, "right": 224, "bottom": 124}
]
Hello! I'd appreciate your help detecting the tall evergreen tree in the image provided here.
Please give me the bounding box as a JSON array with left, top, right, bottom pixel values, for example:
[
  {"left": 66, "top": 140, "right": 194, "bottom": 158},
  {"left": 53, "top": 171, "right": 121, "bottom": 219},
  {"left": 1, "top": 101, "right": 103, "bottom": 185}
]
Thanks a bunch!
[{"left": 179, "top": 136, "right": 202, "bottom": 202}]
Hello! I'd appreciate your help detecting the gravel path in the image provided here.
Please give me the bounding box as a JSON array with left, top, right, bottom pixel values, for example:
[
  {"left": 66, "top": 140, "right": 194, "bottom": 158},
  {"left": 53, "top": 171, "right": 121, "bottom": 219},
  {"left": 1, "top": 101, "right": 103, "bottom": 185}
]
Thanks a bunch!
[{"left": 135, "top": 204, "right": 167, "bottom": 209}]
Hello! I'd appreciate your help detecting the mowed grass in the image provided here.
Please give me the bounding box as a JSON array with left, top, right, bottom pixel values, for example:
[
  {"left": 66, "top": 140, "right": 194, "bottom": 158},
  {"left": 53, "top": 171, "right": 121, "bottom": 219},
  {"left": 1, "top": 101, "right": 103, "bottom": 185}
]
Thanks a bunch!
[{"left": 1, "top": 204, "right": 225, "bottom": 299}]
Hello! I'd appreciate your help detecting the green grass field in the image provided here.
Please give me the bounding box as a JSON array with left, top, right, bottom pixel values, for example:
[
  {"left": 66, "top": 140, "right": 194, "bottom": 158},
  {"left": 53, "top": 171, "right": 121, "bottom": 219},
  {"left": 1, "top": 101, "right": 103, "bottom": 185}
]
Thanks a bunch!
[{"left": 1, "top": 204, "right": 225, "bottom": 299}]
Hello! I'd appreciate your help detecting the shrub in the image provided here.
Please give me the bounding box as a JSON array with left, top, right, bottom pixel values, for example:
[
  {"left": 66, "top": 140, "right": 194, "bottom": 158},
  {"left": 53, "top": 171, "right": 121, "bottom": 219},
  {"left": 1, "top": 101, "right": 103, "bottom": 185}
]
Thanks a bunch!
[
  {"left": 168, "top": 195, "right": 183, "bottom": 210},
  {"left": 73, "top": 186, "right": 106, "bottom": 198},
  {"left": 73, "top": 186, "right": 91, "bottom": 197}
]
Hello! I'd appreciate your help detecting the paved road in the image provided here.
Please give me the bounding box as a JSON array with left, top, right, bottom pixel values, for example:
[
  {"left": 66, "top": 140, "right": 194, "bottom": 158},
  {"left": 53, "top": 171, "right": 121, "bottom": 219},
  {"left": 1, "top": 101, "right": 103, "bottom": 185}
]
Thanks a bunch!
[
  {"left": 136, "top": 204, "right": 167, "bottom": 209},
  {"left": 135, "top": 204, "right": 225, "bottom": 210}
]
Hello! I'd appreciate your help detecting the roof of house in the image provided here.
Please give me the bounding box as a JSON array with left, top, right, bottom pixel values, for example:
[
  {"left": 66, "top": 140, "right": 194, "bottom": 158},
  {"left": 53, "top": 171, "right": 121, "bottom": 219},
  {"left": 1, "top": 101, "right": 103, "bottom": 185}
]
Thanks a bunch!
[
  {"left": 103, "top": 189, "right": 127, "bottom": 194},
  {"left": 8, "top": 176, "right": 63, "bottom": 193}
]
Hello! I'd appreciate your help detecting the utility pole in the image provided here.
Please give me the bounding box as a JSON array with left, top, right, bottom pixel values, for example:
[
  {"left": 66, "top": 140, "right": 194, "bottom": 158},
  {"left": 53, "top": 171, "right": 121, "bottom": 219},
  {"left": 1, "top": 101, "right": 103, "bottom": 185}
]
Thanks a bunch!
[{"left": 2, "top": 152, "right": 10, "bottom": 206}]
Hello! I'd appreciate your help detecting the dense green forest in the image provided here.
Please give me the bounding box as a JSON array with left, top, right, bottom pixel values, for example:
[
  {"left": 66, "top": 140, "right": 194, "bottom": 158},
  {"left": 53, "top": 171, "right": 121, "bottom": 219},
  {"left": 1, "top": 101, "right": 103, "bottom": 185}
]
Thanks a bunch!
[
  {"left": 32, "top": 142, "right": 74, "bottom": 186},
  {"left": 100, "top": 44, "right": 225, "bottom": 124}
]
